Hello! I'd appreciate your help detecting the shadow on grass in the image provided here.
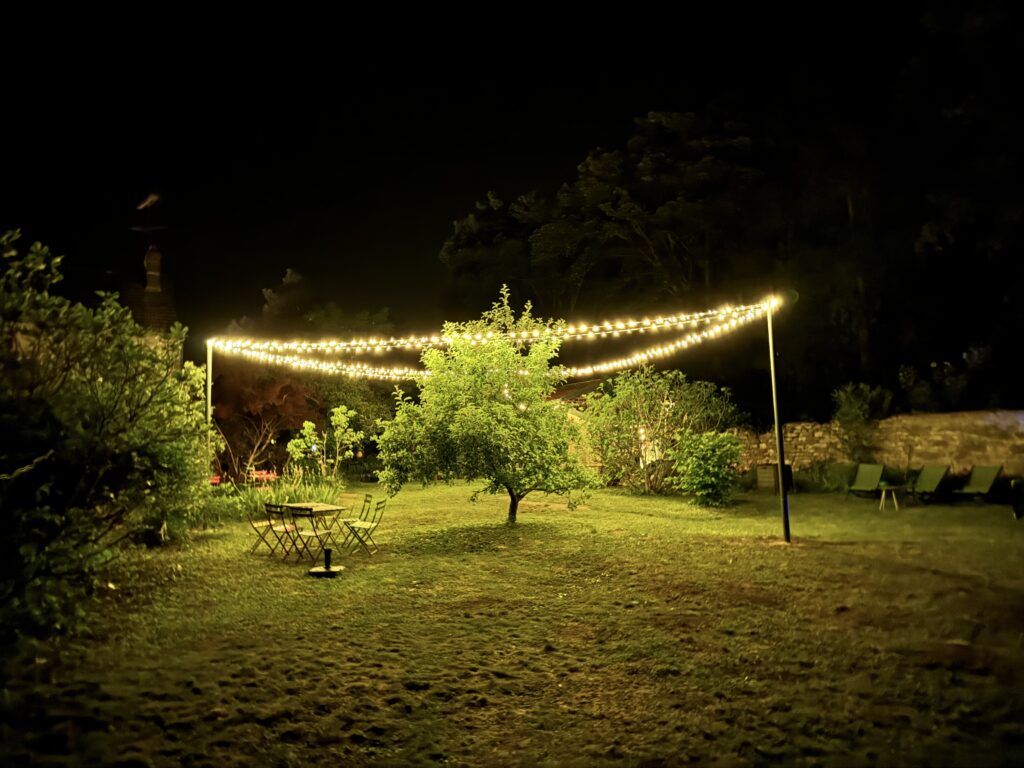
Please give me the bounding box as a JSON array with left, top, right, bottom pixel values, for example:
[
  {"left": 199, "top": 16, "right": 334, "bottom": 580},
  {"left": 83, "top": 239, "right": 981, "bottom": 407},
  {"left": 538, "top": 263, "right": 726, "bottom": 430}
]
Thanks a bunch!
[{"left": 390, "top": 521, "right": 562, "bottom": 556}]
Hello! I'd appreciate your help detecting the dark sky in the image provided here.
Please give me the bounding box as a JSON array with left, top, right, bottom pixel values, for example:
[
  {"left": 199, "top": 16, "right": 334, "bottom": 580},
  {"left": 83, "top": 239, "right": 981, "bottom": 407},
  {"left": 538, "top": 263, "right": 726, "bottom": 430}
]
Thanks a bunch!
[
  {"left": 2, "top": 12, "right": 923, "bottom": 362},
  {"left": 3, "top": 75, "right": 687, "bottom": 353}
]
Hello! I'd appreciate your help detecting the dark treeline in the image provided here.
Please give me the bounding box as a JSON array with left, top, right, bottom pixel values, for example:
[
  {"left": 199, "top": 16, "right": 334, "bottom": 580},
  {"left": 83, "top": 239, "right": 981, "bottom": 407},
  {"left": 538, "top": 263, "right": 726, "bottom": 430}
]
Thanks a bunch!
[{"left": 438, "top": 6, "right": 1022, "bottom": 424}]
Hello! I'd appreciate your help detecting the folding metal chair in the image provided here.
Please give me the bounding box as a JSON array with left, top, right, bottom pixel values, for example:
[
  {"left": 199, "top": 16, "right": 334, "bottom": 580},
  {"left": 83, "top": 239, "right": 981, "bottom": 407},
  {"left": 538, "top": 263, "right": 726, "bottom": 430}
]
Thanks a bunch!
[
  {"left": 246, "top": 508, "right": 275, "bottom": 555},
  {"left": 345, "top": 500, "right": 386, "bottom": 555},
  {"left": 333, "top": 494, "right": 373, "bottom": 551},
  {"left": 291, "top": 503, "right": 358, "bottom": 562},
  {"left": 260, "top": 503, "right": 298, "bottom": 558}
]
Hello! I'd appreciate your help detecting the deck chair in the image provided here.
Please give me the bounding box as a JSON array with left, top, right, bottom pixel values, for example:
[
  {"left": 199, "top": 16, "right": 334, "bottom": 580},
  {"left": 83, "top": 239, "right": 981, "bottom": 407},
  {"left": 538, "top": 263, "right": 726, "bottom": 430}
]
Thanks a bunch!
[
  {"left": 848, "top": 463, "right": 884, "bottom": 496},
  {"left": 345, "top": 500, "right": 386, "bottom": 555},
  {"left": 954, "top": 465, "right": 1002, "bottom": 500},
  {"left": 258, "top": 503, "right": 298, "bottom": 558},
  {"left": 910, "top": 464, "right": 949, "bottom": 502}
]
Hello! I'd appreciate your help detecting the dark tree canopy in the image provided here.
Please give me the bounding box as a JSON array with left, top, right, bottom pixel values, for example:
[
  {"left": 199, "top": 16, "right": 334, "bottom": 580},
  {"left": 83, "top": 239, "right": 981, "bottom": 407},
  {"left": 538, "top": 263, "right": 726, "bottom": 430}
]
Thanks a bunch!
[
  {"left": 213, "top": 271, "right": 395, "bottom": 477},
  {"left": 440, "top": 8, "right": 1024, "bottom": 422}
]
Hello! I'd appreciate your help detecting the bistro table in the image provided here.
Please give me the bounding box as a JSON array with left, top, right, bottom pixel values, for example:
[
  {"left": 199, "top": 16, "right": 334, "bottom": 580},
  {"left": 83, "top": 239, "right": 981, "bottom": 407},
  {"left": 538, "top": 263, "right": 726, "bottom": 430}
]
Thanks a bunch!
[{"left": 283, "top": 502, "right": 356, "bottom": 560}]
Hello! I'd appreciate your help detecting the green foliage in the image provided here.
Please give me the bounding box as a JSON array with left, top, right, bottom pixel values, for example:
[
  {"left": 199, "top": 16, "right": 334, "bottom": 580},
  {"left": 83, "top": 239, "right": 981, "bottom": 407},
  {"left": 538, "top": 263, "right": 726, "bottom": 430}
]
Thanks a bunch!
[
  {"left": 0, "top": 230, "right": 212, "bottom": 640},
  {"left": 285, "top": 405, "right": 363, "bottom": 481},
  {"left": 305, "top": 377, "right": 393, "bottom": 441},
  {"left": 831, "top": 382, "right": 891, "bottom": 462},
  {"left": 193, "top": 486, "right": 245, "bottom": 529},
  {"left": 214, "top": 280, "right": 394, "bottom": 481},
  {"left": 301, "top": 305, "right": 396, "bottom": 442},
  {"left": 213, "top": 475, "right": 348, "bottom": 523},
  {"left": 582, "top": 366, "right": 742, "bottom": 494},
  {"left": 375, "top": 287, "right": 595, "bottom": 523},
  {"left": 666, "top": 430, "right": 742, "bottom": 506}
]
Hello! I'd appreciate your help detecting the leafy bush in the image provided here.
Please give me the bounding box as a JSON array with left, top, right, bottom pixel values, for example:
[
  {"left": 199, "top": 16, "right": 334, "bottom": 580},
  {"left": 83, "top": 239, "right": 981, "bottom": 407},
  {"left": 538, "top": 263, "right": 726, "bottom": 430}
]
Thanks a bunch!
[
  {"left": 583, "top": 367, "right": 742, "bottom": 494},
  {"left": 194, "top": 487, "right": 247, "bottom": 529},
  {"left": 666, "top": 430, "right": 742, "bottom": 506},
  {"left": 226, "top": 475, "right": 350, "bottom": 521},
  {"left": 0, "top": 231, "right": 211, "bottom": 640}
]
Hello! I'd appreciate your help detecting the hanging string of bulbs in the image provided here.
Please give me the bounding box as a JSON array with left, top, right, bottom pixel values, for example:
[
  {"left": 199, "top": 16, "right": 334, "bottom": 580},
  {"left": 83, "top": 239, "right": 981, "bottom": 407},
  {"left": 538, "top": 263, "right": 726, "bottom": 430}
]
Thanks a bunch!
[{"left": 207, "top": 296, "right": 781, "bottom": 381}]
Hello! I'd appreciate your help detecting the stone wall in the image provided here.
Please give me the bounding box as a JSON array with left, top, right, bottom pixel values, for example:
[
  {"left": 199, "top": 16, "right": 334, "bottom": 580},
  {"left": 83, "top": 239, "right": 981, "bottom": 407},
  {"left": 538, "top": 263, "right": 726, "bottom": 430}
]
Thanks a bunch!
[{"left": 737, "top": 410, "right": 1024, "bottom": 476}]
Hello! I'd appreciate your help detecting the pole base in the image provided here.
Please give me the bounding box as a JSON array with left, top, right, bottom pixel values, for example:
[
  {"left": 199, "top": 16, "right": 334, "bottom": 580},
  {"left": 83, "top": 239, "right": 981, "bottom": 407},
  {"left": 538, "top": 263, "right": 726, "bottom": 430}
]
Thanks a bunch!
[{"left": 308, "top": 565, "right": 344, "bottom": 578}]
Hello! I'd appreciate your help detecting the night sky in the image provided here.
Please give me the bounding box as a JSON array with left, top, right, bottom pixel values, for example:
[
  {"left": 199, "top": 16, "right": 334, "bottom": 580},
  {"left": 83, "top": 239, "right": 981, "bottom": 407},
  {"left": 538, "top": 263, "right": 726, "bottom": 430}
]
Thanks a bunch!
[
  {"left": 4, "top": 73, "right": 691, "bottom": 358},
  {"left": 0, "top": 8, "right": 1002, "bottom": 375}
]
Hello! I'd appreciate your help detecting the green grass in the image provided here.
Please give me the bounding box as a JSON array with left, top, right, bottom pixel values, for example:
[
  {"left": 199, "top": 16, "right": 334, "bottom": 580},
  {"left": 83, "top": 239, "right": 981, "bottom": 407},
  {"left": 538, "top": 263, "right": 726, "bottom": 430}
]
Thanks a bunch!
[{"left": 3, "top": 483, "right": 1024, "bottom": 766}]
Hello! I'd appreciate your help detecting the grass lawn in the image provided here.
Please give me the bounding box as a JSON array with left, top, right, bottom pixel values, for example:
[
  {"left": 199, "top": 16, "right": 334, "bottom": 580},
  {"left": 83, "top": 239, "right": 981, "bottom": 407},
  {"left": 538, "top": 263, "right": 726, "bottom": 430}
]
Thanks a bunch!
[{"left": 2, "top": 483, "right": 1023, "bottom": 766}]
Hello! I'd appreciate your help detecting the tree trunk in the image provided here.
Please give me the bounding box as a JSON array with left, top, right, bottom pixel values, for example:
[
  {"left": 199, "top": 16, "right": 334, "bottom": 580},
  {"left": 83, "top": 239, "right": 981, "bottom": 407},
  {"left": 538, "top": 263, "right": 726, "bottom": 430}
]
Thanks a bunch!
[{"left": 507, "top": 488, "right": 521, "bottom": 525}]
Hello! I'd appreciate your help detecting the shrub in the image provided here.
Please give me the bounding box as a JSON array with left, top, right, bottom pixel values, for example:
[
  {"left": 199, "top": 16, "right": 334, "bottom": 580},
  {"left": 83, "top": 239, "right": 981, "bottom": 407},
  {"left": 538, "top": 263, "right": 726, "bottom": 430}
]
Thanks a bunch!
[
  {"left": 831, "top": 382, "right": 891, "bottom": 463},
  {"left": 583, "top": 367, "right": 742, "bottom": 494},
  {"left": 0, "top": 231, "right": 211, "bottom": 640},
  {"left": 226, "top": 474, "right": 350, "bottom": 521},
  {"left": 194, "top": 487, "right": 248, "bottom": 529},
  {"left": 666, "top": 430, "right": 742, "bottom": 506}
]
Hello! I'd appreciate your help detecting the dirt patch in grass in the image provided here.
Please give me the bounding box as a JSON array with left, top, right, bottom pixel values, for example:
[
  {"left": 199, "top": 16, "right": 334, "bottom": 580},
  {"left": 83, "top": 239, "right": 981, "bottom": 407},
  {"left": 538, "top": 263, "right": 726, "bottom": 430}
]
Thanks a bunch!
[{"left": 2, "top": 485, "right": 1024, "bottom": 765}]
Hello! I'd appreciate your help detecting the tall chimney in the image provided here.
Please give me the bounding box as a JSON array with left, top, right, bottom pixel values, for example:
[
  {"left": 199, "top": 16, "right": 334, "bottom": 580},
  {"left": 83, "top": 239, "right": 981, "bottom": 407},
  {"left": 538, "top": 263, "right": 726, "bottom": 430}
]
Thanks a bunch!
[{"left": 144, "top": 245, "right": 162, "bottom": 293}]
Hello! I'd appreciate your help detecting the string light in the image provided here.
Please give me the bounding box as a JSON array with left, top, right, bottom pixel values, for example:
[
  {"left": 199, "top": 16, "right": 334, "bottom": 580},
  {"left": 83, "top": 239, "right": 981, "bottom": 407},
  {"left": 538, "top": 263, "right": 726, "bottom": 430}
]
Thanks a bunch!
[
  {"left": 215, "top": 348, "right": 425, "bottom": 381},
  {"left": 208, "top": 296, "right": 781, "bottom": 381},
  {"left": 209, "top": 299, "right": 772, "bottom": 355},
  {"left": 560, "top": 307, "right": 767, "bottom": 377}
]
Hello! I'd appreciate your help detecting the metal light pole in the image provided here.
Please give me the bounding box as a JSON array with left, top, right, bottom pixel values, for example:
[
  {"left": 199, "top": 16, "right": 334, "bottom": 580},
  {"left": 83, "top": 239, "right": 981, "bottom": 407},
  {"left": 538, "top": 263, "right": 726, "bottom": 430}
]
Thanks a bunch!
[
  {"left": 206, "top": 339, "right": 214, "bottom": 425},
  {"left": 767, "top": 304, "right": 791, "bottom": 543},
  {"left": 206, "top": 339, "right": 215, "bottom": 469}
]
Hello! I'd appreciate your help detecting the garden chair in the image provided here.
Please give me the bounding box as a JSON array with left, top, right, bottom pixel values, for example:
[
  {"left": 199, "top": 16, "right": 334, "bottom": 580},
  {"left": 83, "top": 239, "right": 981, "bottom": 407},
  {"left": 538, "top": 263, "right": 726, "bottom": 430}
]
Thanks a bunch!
[
  {"left": 848, "top": 463, "right": 884, "bottom": 497},
  {"left": 245, "top": 508, "right": 275, "bottom": 555},
  {"left": 345, "top": 500, "right": 387, "bottom": 555},
  {"left": 290, "top": 515, "right": 324, "bottom": 562},
  {"left": 258, "top": 503, "right": 298, "bottom": 558},
  {"left": 289, "top": 504, "right": 355, "bottom": 562},
  {"left": 953, "top": 465, "right": 1002, "bottom": 501},
  {"left": 334, "top": 493, "right": 374, "bottom": 551},
  {"left": 360, "top": 493, "right": 373, "bottom": 518},
  {"left": 910, "top": 464, "right": 949, "bottom": 503}
]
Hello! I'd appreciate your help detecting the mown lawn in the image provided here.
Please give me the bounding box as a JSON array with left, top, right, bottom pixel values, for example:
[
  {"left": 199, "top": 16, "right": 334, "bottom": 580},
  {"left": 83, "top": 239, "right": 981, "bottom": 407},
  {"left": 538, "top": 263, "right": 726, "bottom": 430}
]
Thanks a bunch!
[{"left": 2, "top": 483, "right": 1024, "bottom": 766}]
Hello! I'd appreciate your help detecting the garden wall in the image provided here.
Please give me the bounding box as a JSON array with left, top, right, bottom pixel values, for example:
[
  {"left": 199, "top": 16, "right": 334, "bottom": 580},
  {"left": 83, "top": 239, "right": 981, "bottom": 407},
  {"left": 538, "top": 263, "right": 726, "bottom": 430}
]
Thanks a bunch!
[{"left": 736, "top": 410, "right": 1024, "bottom": 476}]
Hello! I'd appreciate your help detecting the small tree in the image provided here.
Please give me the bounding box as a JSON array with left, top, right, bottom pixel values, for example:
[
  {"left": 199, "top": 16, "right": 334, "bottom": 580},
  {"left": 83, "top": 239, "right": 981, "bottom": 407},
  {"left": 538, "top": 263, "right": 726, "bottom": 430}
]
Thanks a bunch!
[
  {"left": 286, "top": 405, "right": 364, "bottom": 479},
  {"left": 583, "top": 366, "right": 741, "bottom": 493},
  {"left": 831, "top": 382, "right": 891, "bottom": 462},
  {"left": 375, "top": 288, "right": 594, "bottom": 523},
  {"left": 666, "top": 430, "right": 742, "bottom": 506}
]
